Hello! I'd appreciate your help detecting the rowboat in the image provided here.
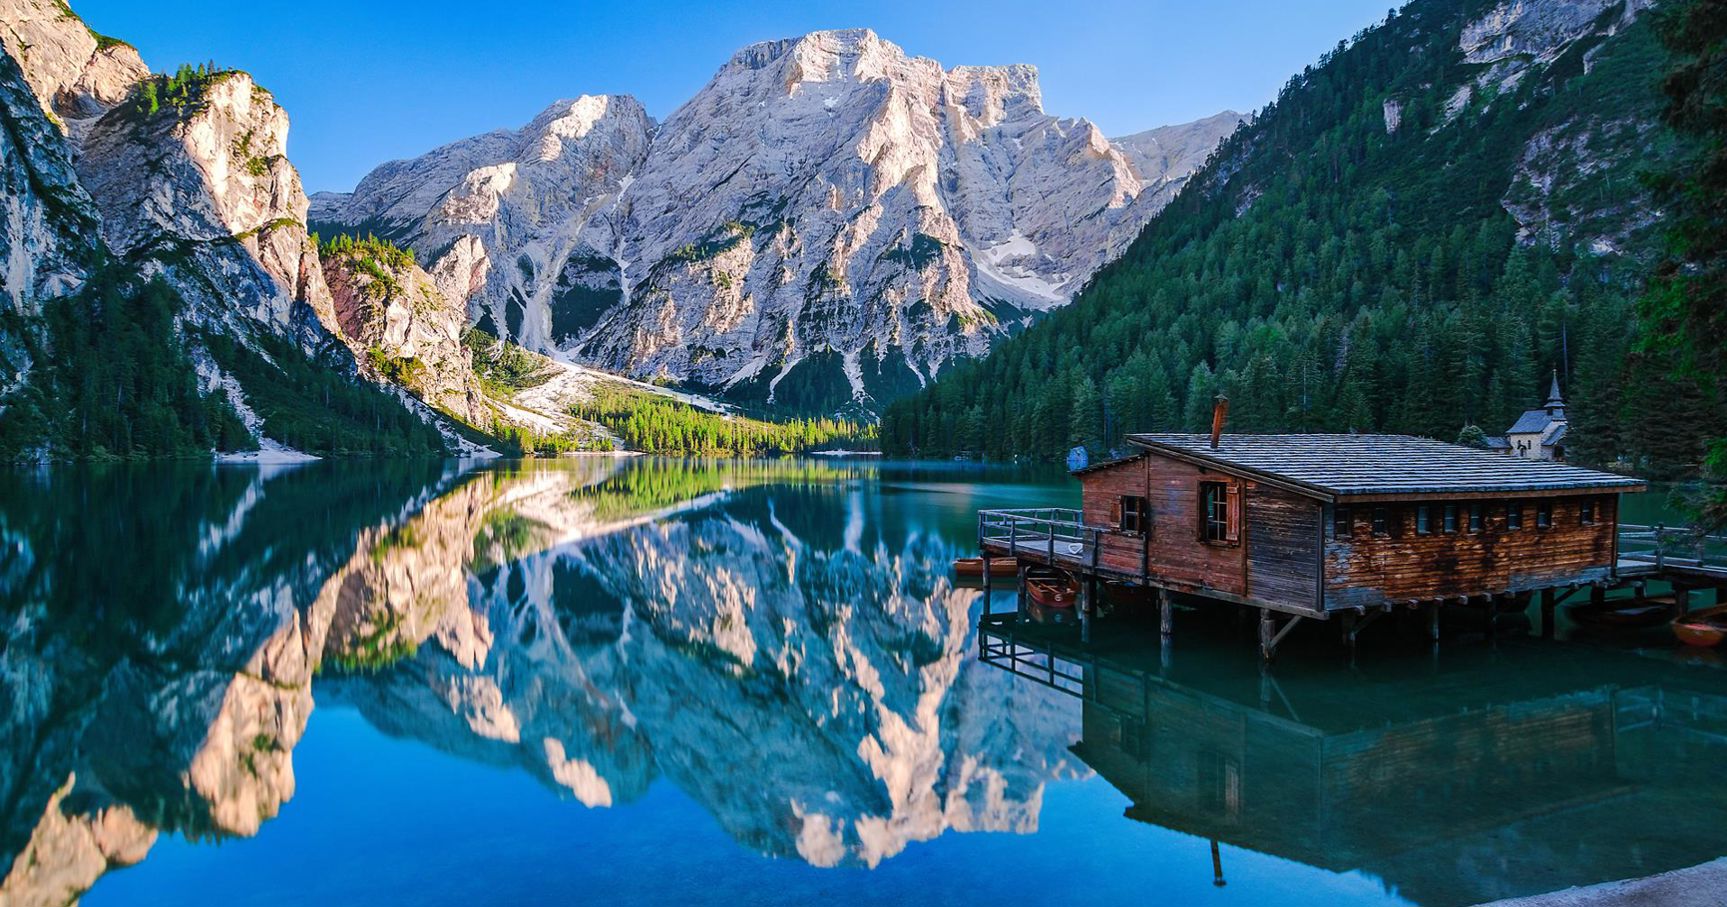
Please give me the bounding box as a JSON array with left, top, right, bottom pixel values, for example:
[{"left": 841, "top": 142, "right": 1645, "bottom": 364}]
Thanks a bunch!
[
  {"left": 1025, "top": 567, "right": 1078, "bottom": 608},
  {"left": 953, "top": 557, "right": 1018, "bottom": 578},
  {"left": 1673, "top": 605, "right": 1727, "bottom": 648},
  {"left": 1568, "top": 595, "right": 1674, "bottom": 630},
  {"left": 1025, "top": 597, "right": 1073, "bottom": 625}
]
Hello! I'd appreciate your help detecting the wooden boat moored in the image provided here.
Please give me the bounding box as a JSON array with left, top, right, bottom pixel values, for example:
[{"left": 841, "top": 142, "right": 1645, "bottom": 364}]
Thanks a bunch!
[
  {"left": 1673, "top": 605, "right": 1727, "bottom": 648},
  {"left": 1568, "top": 595, "right": 1674, "bottom": 630},
  {"left": 953, "top": 557, "right": 1018, "bottom": 577},
  {"left": 1025, "top": 567, "right": 1078, "bottom": 608}
]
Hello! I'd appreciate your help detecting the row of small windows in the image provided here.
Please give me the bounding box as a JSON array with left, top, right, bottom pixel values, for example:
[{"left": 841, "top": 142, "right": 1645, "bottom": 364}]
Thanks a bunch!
[{"left": 1336, "top": 499, "right": 1600, "bottom": 538}]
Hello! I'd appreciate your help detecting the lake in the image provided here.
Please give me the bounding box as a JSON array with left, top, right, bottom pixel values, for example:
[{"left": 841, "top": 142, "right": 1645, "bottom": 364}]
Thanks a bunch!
[{"left": 2, "top": 458, "right": 1723, "bottom": 906}]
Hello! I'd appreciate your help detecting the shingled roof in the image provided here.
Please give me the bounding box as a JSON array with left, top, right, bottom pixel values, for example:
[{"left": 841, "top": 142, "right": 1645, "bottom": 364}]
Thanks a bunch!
[{"left": 1123, "top": 433, "right": 1644, "bottom": 500}]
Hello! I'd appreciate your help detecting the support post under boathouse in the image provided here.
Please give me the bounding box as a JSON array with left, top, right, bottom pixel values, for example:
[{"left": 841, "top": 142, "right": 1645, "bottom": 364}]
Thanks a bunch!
[{"left": 977, "top": 430, "right": 1659, "bottom": 659}]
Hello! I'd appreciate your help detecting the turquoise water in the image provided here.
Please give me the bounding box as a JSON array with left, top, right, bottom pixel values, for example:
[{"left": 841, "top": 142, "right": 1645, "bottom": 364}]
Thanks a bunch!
[{"left": 1, "top": 458, "right": 1721, "bottom": 906}]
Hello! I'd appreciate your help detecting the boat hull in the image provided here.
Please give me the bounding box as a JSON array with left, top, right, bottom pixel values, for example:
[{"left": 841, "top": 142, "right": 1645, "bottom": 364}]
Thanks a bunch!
[
  {"left": 1673, "top": 605, "right": 1727, "bottom": 648},
  {"left": 1025, "top": 568, "right": 1078, "bottom": 608},
  {"left": 953, "top": 557, "right": 1018, "bottom": 578}
]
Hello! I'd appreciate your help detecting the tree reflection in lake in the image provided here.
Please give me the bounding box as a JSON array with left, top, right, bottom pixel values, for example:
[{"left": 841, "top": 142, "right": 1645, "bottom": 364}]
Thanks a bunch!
[{"left": 982, "top": 617, "right": 1727, "bottom": 906}]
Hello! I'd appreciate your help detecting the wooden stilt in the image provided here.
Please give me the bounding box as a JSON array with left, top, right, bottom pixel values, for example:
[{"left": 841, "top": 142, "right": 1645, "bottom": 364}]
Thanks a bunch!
[
  {"left": 1426, "top": 601, "right": 1441, "bottom": 643},
  {"left": 1259, "top": 609, "right": 1275, "bottom": 660},
  {"left": 1158, "top": 588, "right": 1173, "bottom": 638},
  {"left": 1016, "top": 566, "right": 1028, "bottom": 620},
  {"left": 1211, "top": 839, "right": 1226, "bottom": 887},
  {"left": 1675, "top": 585, "right": 1693, "bottom": 616},
  {"left": 1080, "top": 577, "right": 1095, "bottom": 644}
]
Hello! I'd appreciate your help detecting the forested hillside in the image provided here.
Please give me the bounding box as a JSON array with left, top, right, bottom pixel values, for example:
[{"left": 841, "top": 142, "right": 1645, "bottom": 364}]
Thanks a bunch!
[{"left": 883, "top": 0, "right": 1723, "bottom": 478}]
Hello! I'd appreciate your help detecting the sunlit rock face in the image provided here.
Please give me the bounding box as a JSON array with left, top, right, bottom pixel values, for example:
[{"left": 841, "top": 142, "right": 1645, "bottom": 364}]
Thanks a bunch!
[
  {"left": 313, "top": 30, "right": 1236, "bottom": 414},
  {"left": 0, "top": 0, "right": 462, "bottom": 453},
  {"left": 77, "top": 70, "right": 344, "bottom": 348},
  {"left": 321, "top": 246, "right": 491, "bottom": 426}
]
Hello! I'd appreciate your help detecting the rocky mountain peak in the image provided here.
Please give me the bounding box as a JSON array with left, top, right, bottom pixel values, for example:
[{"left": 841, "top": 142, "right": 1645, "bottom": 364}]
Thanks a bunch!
[
  {"left": 314, "top": 30, "right": 1240, "bottom": 415},
  {"left": 0, "top": 0, "right": 147, "bottom": 139},
  {"left": 946, "top": 63, "right": 1043, "bottom": 125}
]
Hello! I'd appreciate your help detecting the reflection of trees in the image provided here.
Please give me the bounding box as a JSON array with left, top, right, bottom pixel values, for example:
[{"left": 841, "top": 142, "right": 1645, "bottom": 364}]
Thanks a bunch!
[{"left": 0, "top": 460, "right": 454, "bottom": 906}]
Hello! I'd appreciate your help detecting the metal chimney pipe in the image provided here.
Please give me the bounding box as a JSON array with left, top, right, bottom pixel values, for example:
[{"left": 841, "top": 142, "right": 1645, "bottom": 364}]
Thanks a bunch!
[{"left": 1210, "top": 395, "right": 1230, "bottom": 449}]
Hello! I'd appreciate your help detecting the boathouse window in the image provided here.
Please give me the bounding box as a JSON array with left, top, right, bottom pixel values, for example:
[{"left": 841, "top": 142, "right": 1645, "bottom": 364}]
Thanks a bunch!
[
  {"left": 1443, "top": 503, "right": 1459, "bottom": 534},
  {"left": 1334, "top": 506, "right": 1353, "bottom": 537},
  {"left": 1416, "top": 505, "right": 1432, "bottom": 535},
  {"left": 1372, "top": 507, "right": 1390, "bottom": 536},
  {"left": 1537, "top": 501, "right": 1553, "bottom": 529},
  {"left": 1468, "top": 503, "right": 1484, "bottom": 533},
  {"left": 1200, "top": 481, "right": 1238, "bottom": 544},
  {"left": 1120, "top": 495, "right": 1149, "bottom": 535},
  {"left": 1580, "top": 499, "right": 1596, "bottom": 526},
  {"left": 1507, "top": 503, "right": 1523, "bottom": 530}
]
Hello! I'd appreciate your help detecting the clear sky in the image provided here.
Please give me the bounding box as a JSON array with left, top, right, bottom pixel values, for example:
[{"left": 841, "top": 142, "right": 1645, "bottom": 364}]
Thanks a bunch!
[{"left": 72, "top": 0, "right": 1392, "bottom": 194}]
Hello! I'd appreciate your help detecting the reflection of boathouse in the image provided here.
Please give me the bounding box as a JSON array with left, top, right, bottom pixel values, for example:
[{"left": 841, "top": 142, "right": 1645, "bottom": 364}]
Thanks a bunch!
[{"left": 980, "top": 622, "right": 1727, "bottom": 906}]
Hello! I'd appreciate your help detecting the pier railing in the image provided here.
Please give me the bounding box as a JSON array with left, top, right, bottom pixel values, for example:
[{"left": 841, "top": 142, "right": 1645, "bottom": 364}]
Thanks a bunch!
[
  {"left": 1619, "top": 523, "right": 1727, "bottom": 575},
  {"left": 978, "top": 508, "right": 1102, "bottom": 566}
]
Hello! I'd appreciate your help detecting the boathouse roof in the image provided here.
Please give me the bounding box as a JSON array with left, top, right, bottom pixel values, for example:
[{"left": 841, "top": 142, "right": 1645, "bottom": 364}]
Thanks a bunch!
[{"left": 1121, "top": 433, "right": 1644, "bottom": 501}]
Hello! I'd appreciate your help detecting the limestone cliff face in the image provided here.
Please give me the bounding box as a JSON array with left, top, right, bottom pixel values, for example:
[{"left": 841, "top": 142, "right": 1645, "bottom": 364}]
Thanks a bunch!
[
  {"left": 313, "top": 30, "right": 1236, "bottom": 413},
  {"left": 309, "top": 96, "right": 653, "bottom": 350},
  {"left": 0, "top": 0, "right": 469, "bottom": 456},
  {"left": 321, "top": 244, "right": 488, "bottom": 425},
  {"left": 0, "top": 0, "right": 147, "bottom": 140},
  {"left": 77, "top": 70, "right": 343, "bottom": 347}
]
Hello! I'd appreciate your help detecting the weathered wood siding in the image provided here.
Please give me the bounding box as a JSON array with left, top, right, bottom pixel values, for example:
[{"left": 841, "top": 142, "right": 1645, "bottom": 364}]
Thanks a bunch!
[
  {"left": 1324, "top": 495, "right": 1619, "bottom": 608},
  {"left": 1079, "top": 452, "right": 1323, "bottom": 613},
  {"left": 1079, "top": 456, "right": 1151, "bottom": 576},
  {"left": 1247, "top": 489, "right": 1323, "bottom": 612},
  {"left": 1144, "top": 455, "right": 1248, "bottom": 597}
]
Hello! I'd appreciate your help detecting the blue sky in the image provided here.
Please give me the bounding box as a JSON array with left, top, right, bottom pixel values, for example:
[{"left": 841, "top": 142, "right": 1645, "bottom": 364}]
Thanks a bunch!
[{"left": 73, "top": 0, "right": 1392, "bottom": 193}]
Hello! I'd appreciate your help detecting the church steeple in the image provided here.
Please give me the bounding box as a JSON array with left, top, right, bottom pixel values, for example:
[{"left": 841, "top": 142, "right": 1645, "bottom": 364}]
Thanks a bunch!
[{"left": 1545, "top": 370, "right": 1565, "bottom": 418}]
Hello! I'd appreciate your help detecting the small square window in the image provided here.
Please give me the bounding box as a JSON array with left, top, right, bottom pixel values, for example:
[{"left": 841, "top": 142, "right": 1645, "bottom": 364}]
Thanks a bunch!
[
  {"left": 1537, "top": 501, "right": 1553, "bottom": 529},
  {"left": 1468, "top": 503, "right": 1484, "bottom": 533},
  {"left": 1507, "top": 503, "right": 1523, "bottom": 531},
  {"left": 1334, "top": 506, "right": 1353, "bottom": 538},
  {"left": 1121, "top": 496, "right": 1149, "bottom": 535},
  {"left": 1201, "top": 481, "right": 1236, "bottom": 544},
  {"left": 1580, "top": 500, "right": 1596, "bottom": 526},
  {"left": 1372, "top": 507, "right": 1390, "bottom": 536},
  {"left": 1443, "top": 503, "right": 1459, "bottom": 534},
  {"left": 1416, "top": 505, "right": 1432, "bottom": 535}
]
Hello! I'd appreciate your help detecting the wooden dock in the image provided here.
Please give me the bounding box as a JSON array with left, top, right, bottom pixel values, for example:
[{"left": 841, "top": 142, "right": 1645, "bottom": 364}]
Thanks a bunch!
[{"left": 978, "top": 509, "right": 1727, "bottom": 659}]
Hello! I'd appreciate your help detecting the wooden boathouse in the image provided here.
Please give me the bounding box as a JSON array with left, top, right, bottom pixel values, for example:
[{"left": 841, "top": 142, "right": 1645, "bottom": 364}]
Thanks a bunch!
[{"left": 978, "top": 431, "right": 1650, "bottom": 657}]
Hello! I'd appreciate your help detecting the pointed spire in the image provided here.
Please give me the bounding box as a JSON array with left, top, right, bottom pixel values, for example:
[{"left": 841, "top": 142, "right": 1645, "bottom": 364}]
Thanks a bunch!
[{"left": 1546, "top": 370, "right": 1565, "bottom": 416}]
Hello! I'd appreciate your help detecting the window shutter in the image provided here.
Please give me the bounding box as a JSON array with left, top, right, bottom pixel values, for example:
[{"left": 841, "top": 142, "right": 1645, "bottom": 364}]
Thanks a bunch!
[
  {"left": 1111, "top": 499, "right": 1123, "bottom": 528},
  {"left": 1225, "top": 483, "right": 1242, "bottom": 543}
]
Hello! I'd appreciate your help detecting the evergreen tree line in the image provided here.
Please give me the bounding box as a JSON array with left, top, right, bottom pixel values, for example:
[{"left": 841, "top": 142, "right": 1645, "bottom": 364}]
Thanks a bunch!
[
  {"left": 1639, "top": 0, "right": 1727, "bottom": 522},
  {"left": 882, "top": 0, "right": 1724, "bottom": 479},
  {"left": 0, "top": 263, "right": 455, "bottom": 461},
  {"left": 571, "top": 387, "right": 876, "bottom": 456},
  {"left": 135, "top": 61, "right": 230, "bottom": 118}
]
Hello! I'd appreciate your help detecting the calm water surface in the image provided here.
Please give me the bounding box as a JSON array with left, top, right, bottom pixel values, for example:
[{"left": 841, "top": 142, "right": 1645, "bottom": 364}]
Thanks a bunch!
[{"left": 1, "top": 458, "right": 1722, "bottom": 906}]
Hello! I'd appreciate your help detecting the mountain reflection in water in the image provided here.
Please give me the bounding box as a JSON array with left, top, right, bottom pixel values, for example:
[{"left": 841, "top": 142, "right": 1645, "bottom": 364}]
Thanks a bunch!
[
  {"left": 1, "top": 458, "right": 1723, "bottom": 907},
  {"left": 0, "top": 458, "right": 1077, "bottom": 905}
]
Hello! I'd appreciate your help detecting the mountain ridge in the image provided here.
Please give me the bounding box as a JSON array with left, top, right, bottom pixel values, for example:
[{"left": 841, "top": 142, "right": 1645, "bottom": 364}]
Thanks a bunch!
[{"left": 312, "top": 28, "right": 1241, "bottom": 416}]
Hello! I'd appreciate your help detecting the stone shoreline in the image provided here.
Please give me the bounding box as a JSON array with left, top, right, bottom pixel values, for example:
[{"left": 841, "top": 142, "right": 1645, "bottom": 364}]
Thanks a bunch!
[{"left": 1476, "top": 858, "right": 1727, "bottom": 907}]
